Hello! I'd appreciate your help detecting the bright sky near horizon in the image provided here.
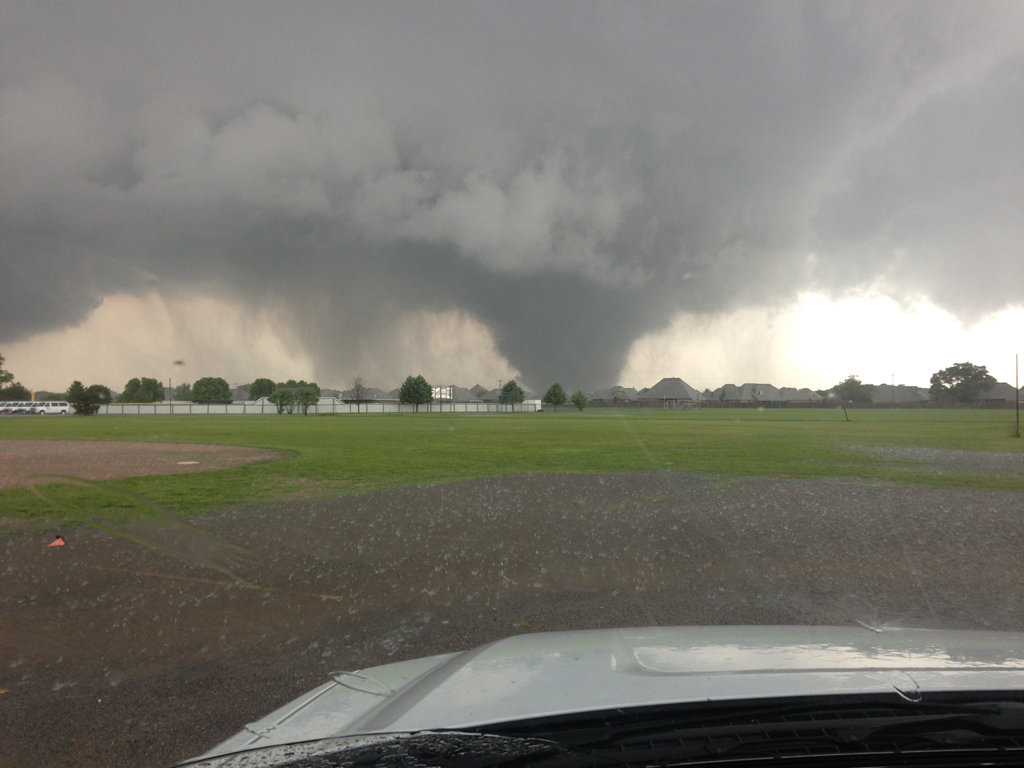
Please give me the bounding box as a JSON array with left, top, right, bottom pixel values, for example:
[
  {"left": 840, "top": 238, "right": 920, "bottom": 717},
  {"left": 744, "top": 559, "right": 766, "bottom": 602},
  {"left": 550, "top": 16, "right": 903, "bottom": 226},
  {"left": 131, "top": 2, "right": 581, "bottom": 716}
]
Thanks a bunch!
[
  {"left": 4, "top": 290, "right": 1020, "bottom": 394},
  {"left": 1, "top": 3, "right": 1021, "bottom": 394}
]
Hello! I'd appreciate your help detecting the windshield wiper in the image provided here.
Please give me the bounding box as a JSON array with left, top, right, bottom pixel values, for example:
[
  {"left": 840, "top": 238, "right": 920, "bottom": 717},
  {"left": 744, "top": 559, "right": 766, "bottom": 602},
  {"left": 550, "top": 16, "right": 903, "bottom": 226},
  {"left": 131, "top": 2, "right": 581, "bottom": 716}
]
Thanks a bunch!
[
  {"left": 178, "top": 697, "right": 1024, "bottom": 768},
  {"left": 175, "top": 732, "right": 563, "bottom": 768},
  {"left": 476, "top": 696, "right": 1024, "bottom": 766}
]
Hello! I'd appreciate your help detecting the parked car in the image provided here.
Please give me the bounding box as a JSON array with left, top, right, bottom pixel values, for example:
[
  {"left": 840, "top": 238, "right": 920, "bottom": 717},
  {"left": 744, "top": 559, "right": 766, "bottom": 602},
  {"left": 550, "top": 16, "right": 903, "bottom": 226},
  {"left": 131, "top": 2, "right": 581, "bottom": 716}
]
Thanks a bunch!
[{"left": 31, "top": 401, "right": 70, "bottom": 415}]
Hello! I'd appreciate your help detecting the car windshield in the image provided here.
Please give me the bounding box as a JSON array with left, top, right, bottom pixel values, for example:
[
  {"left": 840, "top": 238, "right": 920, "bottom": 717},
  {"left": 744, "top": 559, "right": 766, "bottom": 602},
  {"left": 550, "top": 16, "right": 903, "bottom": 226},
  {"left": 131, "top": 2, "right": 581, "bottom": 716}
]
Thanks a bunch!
[{"left": 1, "top": 4, "right": 1022, "bottom": 768}]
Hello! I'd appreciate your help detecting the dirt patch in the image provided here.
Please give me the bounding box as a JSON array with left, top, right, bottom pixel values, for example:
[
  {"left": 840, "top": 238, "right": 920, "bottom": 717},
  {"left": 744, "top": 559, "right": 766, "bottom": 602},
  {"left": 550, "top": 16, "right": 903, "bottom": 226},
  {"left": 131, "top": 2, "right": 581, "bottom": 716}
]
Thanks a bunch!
[{"left": 0, "top": 440, "right": 280, "bottom": 489}]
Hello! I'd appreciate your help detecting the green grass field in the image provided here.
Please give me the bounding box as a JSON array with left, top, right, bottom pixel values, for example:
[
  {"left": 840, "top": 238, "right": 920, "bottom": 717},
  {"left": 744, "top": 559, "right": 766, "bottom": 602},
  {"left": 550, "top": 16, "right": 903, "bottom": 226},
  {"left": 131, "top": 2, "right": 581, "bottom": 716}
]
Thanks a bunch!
[{"left": 1, "top": 408, "right": 1022, "bottom": 521}]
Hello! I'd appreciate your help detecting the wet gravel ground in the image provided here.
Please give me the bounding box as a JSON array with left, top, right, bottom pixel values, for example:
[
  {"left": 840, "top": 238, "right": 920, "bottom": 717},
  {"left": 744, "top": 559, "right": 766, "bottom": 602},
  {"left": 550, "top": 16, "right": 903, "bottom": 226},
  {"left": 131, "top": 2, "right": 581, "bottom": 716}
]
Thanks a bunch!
[
  {"left": 847, "top": 444, "right": 1024, "bottom": 475},
  {"left": 2, "top": 468, "right": 1024, "bottom": 768}
]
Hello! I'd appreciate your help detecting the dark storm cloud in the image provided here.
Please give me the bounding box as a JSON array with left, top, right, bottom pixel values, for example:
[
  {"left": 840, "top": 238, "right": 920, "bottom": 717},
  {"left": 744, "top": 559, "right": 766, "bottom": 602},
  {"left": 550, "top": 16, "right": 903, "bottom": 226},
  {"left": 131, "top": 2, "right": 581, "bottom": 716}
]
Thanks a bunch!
[
  {"left": 0, "top": 1, "right": 1020, "bottom": 388},
  {"left": 812, "top": 54, "right": 1024, "bottom": 317}
]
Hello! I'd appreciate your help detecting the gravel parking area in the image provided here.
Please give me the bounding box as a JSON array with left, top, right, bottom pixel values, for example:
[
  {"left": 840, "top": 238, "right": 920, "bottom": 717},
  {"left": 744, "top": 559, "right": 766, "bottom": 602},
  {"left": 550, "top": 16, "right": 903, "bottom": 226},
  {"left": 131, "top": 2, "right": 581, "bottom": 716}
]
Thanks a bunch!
[
  {"left": 2, "top": 462, "right": 1023, "bottom": 768},
  {"left": 0, "top": 440, "right": 279, "bottom": 488}
]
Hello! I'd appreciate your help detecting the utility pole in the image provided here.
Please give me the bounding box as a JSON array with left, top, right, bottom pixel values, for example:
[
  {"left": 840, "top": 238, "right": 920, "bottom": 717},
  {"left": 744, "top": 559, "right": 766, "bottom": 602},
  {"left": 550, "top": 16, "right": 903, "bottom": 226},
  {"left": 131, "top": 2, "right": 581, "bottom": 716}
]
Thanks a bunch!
[{"left": 1016, "top": 353, "right": 1020, "bottom": 438}]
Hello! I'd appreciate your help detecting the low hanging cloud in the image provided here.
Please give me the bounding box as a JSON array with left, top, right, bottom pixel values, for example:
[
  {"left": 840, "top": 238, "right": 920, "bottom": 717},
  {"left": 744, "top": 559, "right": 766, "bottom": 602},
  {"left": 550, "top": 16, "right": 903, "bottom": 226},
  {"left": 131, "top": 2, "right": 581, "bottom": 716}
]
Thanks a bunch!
[
  {"left": 1, "top": 2, "right": 1021, "bottom": 391},
  {"left": 357, "top": 151, "right": 645, "bottom": 284}
]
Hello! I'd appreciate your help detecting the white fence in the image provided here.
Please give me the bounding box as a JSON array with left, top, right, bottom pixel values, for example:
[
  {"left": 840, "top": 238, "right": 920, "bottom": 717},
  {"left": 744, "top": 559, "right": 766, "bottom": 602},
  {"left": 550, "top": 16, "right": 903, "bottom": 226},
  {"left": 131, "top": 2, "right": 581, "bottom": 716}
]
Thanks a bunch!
[{"left": 98, "top": 398, "right": 538, "bottom": 416}]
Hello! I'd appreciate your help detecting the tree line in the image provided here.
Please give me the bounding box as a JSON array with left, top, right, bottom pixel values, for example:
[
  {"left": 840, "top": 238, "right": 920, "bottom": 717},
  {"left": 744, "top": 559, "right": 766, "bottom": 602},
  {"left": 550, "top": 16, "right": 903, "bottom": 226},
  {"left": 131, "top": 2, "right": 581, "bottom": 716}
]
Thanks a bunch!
[
  {"left": 0, "top": 351, "right": 1004, "bottom": 417},
  {"left": 824, "top": 362, "right": 999, "bottom": 421},
  {"left": 825, "top": 362, "right": 998, "bottom": 404},
  {"left": 390, "top": 376, "right": 587, "bottom": 412},
  {"left": 0, "top": 357, "right": 593, "bottom": 414},
  {"left": 337, "top": 375, "right": 586, "bottom": 413}
]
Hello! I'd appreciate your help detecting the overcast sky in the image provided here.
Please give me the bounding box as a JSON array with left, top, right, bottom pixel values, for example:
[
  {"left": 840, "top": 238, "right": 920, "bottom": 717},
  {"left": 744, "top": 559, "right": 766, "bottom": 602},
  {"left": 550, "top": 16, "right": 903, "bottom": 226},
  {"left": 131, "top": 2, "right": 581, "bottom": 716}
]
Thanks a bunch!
[{"left": 1, "top": 1, "right": 1021, "bottom": 392}]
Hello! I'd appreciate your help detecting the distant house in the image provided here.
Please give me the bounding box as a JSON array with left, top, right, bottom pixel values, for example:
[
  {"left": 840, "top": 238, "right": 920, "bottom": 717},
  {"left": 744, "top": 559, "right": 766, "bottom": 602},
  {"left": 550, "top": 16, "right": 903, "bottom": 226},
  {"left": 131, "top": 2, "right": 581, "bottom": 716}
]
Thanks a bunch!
[
  {"left": 713, "top": 383, "right": 782, "bottom": 403},
  {"left": 436, "top": 385, "right": 483, "bottom": 403},
  {"left": 422, "top": 384, "right": 483, "bottom": 403},
  {"left": 589, "top": 386, "right": 639, "bottom": 406},
  {"left": 478, "top": 388, "right": 501, "bottom": 403},
  {"left": 638, "top": 377, "right": 705, "bottom": 408},
  {"left": 449, "top": 386, "right": 474, "bottom": 402},
  {"left": 870, "top": 384, "right": 931, "bottom": 404},
  {"left": 978, "top": 382, "right": 1023, "bottom": 403},
  {"left": 341, "top": 386, "right": 398, "bottom": 404},
  {"left": 777, "top": 387, "right": 823, "bottom": 403},
  {"left": 476, "top": 386, "right": 538, "bottom": 404}
]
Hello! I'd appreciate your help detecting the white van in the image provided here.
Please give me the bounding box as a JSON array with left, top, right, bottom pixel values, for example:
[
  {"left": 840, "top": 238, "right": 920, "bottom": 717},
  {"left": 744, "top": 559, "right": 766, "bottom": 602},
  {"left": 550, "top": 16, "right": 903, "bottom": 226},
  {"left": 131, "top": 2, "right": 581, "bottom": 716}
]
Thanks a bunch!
[{"left": 31, "top": 401, "right": 70, "bottom": 415}]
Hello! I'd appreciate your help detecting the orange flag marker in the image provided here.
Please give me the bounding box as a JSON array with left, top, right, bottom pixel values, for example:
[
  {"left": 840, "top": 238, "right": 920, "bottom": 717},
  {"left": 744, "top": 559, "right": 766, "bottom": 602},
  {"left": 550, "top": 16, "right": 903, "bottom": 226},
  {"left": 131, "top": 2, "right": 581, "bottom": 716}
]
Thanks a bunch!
[{"left": 47, "top": 535, "right": 66, "bottom": 547}]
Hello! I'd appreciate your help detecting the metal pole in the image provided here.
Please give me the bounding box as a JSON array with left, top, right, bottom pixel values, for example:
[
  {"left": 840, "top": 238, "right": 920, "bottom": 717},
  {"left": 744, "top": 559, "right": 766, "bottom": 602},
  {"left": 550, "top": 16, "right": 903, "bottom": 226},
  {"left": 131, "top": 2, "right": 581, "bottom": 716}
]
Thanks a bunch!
[{"left": 1016, "top": 353, "right": 1020, "bottom": 438}]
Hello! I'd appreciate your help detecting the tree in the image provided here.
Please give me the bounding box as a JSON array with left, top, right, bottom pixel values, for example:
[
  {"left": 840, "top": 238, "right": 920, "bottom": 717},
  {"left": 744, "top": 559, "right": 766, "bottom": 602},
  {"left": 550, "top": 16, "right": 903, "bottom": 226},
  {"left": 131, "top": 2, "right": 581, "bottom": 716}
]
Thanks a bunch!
[
  {"left": 1, "top": 382, "right": 31, "bottom": 400},
  {"left": 145, "top": 377, "right": 165, "bottom": 401},
  {"left": 120, "top": 376, "right": 164, "bottom": 403},
  {"left": 930, "top": 362, "right": 997, "bottom": 402},
  {"left": 349, "top": 376, "right": 369, "bottom": 413},
  {"left": 174, "top": 382, "right": 194, "bottom": 401},
  {"left": 249, "top": 378, "right": 276, "bottom": 400},
  {"left": 297, "top": 386, "right": 319, "bottom": 415},
  {"left": 68, "top": 381, "right": 92, "bottom": 414},
  {"left": 0, "top": 352, "right": 29, "bottom": 399},
  {"left": 543, "top": 383, "right": 567, "bottom": 411},
  {"left": 831, "top": 375, "right": 876, "bottom": 404},
  {"left": 192, "top": 376, "right": 232, "bottom": 402},
  {"left": 88, "top": 384, "right": 112, "bottom": 407},
  {"left": 828, "top": 374, "right": 876, "bottom": 421},
  {"left": 498, "top": 379, "right": 525, "bottom": 408},
  {"left": 399, "top": 375, "right": 433, "bottom": 412},
  {"left": 120, "top": 378, "right": 140, "bottom": 402},
  {"left": 67, "top": 381, "right": 111, "bottom": 415},
  {"left": 0, "top": 353, "right": 13, "bottom": 387},
  {"left": 570, "top": 390, "right": 588, "bottom": 412},
  {"left": 267, "top": 388, "right": 295, "bottom": 414},
  {"left": 472, "top": 385, "right": 488, "bottom": 397}
]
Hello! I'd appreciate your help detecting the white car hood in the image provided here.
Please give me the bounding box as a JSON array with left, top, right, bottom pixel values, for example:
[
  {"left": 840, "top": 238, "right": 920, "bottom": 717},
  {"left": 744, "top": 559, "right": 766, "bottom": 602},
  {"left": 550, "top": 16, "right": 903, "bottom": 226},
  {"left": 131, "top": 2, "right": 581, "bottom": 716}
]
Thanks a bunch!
[{"left": 201, "top": 625, "right": 1024, "bottom": 759}]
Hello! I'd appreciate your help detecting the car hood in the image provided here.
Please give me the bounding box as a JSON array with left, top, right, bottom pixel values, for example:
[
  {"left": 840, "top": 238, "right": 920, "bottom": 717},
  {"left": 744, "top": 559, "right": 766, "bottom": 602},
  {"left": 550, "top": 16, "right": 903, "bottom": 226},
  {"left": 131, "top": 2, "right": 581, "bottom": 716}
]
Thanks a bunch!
[{"left": 199, "top": 625, "right": 1024, "bottom": 760}]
